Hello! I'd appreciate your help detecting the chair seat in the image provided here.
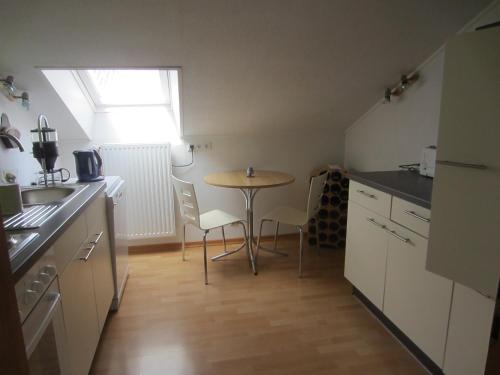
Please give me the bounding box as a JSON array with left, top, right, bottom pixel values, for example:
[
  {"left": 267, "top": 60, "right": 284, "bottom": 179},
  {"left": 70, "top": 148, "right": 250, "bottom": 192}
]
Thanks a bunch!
[
  {"left": 200, "top": 209, "right": 244, "bottom": 230},
  {"left": 263, "top": 206, "right": 307, "bottom": 226}
]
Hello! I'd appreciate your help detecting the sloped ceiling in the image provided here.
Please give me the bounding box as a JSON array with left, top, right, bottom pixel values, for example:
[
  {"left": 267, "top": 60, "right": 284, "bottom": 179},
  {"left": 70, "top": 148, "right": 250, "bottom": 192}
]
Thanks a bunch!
[{"left": 0, "top": 0, "right": 491, "bottom": 138}]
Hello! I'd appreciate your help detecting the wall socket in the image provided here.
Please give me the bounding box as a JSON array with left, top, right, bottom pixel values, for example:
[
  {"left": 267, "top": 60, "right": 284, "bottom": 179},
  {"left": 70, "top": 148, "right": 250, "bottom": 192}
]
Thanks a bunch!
[{"left": 194, "top": 142, "right": 213, "bottom": 152}]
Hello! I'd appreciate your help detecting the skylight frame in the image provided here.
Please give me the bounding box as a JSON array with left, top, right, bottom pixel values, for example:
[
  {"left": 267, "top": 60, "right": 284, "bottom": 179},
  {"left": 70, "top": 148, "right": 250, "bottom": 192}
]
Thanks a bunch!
[{"left": 75, "top": 69, "right": 172, "bottom": 111}]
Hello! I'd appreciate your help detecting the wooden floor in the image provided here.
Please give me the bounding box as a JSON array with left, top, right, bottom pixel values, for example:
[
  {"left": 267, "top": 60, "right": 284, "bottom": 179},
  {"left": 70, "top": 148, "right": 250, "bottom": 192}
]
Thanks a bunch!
[{"left": 90, "top": 239, "right": 425, "bottom": 375}]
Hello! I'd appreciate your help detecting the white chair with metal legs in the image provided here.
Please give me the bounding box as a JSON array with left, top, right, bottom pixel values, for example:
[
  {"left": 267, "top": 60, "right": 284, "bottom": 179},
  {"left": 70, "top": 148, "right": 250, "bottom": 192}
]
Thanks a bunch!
[
  {"left": 255, "top": 172, "right": 328, "bottom": 277},
  {"left": 172, "top": 176, "right": 255, "bottom": 284}
]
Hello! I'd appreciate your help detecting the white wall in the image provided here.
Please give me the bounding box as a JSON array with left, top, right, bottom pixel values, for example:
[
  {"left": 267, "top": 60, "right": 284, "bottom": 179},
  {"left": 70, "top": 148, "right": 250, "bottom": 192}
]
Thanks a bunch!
[
  {"left": 344, "top": 2, "right": 500, "bottom": 171},
  {"left": 171, "top": 131, "right": 344, "bottom": 243},
  {"left": 0, "top": 95, "right": 42, "bottom": 186},
  {"left": 42, "top": 70, "right": 94, "bottom": 139},
  {"left": 56, "top": 129, "right": 344, "bottom": 244}
]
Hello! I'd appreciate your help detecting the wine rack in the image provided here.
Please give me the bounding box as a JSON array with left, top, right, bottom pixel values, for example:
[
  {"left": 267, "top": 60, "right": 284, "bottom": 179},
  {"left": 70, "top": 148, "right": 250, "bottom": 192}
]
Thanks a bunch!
[{"left": 308, "top": 166, "right": 349, "bottom": 249}]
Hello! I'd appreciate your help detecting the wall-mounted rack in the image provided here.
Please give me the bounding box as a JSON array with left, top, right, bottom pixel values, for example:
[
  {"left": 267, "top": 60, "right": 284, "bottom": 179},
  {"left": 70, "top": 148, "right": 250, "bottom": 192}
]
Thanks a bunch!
[
  {"left": 384, "top": 72, "right": 419, "bottom": 103},
  {"left": 0, "top": 75, "right": 30, "bottom": 110}
]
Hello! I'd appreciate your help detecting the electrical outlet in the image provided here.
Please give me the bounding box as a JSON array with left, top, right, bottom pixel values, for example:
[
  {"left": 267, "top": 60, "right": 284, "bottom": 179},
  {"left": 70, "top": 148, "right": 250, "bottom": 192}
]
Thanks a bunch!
[{"left": 194, "top": 142, "right": 213, "bottom": 152}]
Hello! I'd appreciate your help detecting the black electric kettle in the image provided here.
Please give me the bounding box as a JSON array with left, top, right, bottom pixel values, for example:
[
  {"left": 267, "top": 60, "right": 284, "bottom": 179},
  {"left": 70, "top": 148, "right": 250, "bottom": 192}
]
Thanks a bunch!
[{"left": 73, "top": 149, "right": 104, "bottom": 182}]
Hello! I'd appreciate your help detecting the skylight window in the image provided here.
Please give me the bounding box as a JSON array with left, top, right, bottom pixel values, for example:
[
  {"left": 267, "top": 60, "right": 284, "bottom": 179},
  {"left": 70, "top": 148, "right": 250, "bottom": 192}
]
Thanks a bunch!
[
  {"left": 42, "top": 68, "right": 183, "bottom": 144},
  {"left": 78, "top": 69, "right": 170, "bottom": 108}
]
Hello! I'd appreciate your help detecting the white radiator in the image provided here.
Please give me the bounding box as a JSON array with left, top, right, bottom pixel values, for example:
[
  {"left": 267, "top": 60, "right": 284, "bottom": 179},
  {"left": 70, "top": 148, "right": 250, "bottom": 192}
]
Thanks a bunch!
[{"left": 100, "top": 143, "right": 175, "bottom": 239}]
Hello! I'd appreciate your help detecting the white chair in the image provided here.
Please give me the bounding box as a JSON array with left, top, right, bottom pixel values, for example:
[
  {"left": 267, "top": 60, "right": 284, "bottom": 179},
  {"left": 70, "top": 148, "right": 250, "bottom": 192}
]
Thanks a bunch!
[
  {"left": 255, "top": 172, "right": 328, "bottom": 277},
  {"left": 172, "top": 176, "right": 254, "bottom": 284}
]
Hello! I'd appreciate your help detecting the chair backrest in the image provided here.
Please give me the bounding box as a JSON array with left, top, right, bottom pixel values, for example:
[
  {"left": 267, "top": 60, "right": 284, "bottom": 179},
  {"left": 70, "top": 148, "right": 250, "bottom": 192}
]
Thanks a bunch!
[
  {"left": 306, "top": 172, "right": 328, "bottom": 220},
  {"left": 172, "top": 176, "right": 201, "bottom": 229}
]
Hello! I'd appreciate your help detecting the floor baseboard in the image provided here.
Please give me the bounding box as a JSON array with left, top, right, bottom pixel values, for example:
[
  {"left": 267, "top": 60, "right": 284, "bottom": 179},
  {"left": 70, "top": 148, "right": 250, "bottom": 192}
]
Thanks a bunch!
[{"left": 129, "top": 233, "right": 302, "bottom": 254}]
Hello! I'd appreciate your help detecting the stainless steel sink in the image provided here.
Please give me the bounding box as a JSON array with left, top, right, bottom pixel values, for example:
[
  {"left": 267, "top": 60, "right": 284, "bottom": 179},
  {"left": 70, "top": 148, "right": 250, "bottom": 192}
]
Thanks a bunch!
[
  {"left": 22, "top": 187, "right": 76, "bottom": 206},
  {"left": 3, "top": 184, "right": 89, "bottom": 230}
]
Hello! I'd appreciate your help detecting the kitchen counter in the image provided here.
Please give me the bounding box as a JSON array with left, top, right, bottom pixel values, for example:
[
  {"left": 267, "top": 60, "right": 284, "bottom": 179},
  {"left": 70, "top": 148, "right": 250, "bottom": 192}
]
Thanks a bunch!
[
  {"left": 9, "top": 181, "right": 106, "bottom": 282},
  {"left": 347, "top": 170, "right": 433, "bottom": 209}
]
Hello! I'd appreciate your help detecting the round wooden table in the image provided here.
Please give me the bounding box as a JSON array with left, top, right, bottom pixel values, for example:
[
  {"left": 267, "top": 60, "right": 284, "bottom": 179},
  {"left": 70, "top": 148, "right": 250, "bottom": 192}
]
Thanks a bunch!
[{"left": 204, "top": 170, "right": 295, "bottom": 263}]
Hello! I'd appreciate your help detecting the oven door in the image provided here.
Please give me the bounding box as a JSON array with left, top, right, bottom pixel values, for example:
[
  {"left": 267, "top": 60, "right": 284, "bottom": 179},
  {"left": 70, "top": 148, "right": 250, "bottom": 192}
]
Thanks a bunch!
[{"left": 22, "top": 278, "right": 67, "bottom": 375}]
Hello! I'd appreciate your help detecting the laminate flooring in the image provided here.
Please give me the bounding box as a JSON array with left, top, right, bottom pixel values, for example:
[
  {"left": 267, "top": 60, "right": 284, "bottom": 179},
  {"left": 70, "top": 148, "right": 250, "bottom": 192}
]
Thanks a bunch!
[{"left": 90, "top": 239, "right": 425, "bottom": 375}]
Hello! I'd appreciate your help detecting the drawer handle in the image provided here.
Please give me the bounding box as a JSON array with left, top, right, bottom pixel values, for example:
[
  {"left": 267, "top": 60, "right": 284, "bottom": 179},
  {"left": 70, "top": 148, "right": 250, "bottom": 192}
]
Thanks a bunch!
[
  {"left": 79, "top": 244, "right": 96, "bottom": 262},
  {"left": 90, "top": 231, "right": 104, "bottom": 245},
  {"left": 386, "top": 229, "right": 410, "bottom": 243},
  {"left": 436, "top": 160, "right": 487, "bottom": 170},
  {"left": 366, "top": 217, "right": 386, "bottom": 229},
  {"left": 357, "top": 190, "right": 376, "bottom": 199},
  {"left": 404, "top": 210, "right": 430, "bottom": 223}
]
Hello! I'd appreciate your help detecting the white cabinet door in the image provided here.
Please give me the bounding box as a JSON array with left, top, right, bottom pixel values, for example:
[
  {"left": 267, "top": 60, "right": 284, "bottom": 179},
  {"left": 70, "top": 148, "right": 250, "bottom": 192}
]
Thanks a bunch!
[
  {"left": 384, "top": 222, "right": 453, "bottom": 366},
  {"left": 90, "top": 230, "right": 114, "bottom": 333},
  {"left": 345, "top": 201, "right": 388, "bottom": 309},
  {"left": 59, "top": 248, "right": 100, "bottom": 375},
  {"left": 86, "top": 192, "right": 114, "bottom": 333},
  {"left": 427, "top": 27, "right": 500, "bottom": 298},
  {"left": 444, "top": 283, "right": 496, "bottom": 375}
]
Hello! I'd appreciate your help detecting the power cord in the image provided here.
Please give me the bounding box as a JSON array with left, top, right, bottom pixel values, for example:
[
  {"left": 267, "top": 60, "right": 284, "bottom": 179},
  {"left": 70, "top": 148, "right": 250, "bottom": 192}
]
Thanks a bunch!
[{"left": 172, "top": 144, "right": 195, "bottom": 168}]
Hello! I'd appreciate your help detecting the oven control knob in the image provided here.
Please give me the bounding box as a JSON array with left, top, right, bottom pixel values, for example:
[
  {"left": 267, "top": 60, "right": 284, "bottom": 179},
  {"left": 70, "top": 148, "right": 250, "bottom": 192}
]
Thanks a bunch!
[
  {"left": 42, "top": 265, "right": 57, "bottom": 277},
  {"left": 38, "top": 272, "right": 51, "bottom": 284},
  {"left": 23, "top": 289, "right": 38, "bottom": 305},
  {"left": 30, "top": 280, "right": 44, "bottom": 293}
]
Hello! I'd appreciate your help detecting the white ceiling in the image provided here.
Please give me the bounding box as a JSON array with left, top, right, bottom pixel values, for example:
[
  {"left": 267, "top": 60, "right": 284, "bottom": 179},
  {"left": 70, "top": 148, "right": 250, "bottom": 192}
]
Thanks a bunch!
[{"left": 0, "top": 0, "right": 491, "bottom": 138}]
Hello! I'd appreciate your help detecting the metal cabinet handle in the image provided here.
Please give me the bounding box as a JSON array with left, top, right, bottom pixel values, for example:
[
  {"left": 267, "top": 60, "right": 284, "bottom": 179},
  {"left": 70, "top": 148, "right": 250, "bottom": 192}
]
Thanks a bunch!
[
  {"left": 404, "top": 210, "right": 430, "bottom": 223},
  {"left": 79, "top": 244, "right": 96, "bottom": 261},
  {"left": 366, "top": 217, "right": 386, "bottom": 229},
  {"left": 357, "top": 190, "right": 376, "bottom": 199},
  {"left": 436, "top": 160, "right": 487, "bottom": 170},
  {"left": 90, "top": 231, "right": 104, "bottom": 244},
  {"left": 386, "top": 229, "right": 410, "bottom": 243}
]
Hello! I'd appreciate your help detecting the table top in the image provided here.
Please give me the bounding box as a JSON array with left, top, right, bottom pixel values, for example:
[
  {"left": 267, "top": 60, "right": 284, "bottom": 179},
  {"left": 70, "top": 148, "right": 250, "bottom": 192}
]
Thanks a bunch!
[{"left": 204, "top": 170, "right": 295, "bottom": 189}]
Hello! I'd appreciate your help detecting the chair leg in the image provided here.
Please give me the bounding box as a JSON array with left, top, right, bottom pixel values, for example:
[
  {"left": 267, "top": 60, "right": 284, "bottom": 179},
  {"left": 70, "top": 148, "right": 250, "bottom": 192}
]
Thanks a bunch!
[
  {"left": 315, "top": 220, "right": 320, "bottom": 255},
  {"left": 273, "top": 221, "right": 280, "bottom": 250},
  {"left": 221, "top": 226, "right": 227, "bottom": 253},
  {"left": 203, "top": 230, "right": 209, "bottom": 285},
  {"left": 298, "top": 226, "right": 304, "bottom": 278},
  {"left": 240, "top": 222, "right": 256, "bottom": 274},
  {"left": 182, "top": 223, "right": 186, "bottom": 261},
  {"left": 255, "top": 219, "right": 267, "bottom": 266}
]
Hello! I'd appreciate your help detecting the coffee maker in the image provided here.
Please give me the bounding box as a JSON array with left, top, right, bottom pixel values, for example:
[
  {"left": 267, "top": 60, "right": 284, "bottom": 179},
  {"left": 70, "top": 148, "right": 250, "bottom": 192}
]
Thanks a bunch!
[{"left": 31, "top": 115, "right": 69, "bottom": 185}]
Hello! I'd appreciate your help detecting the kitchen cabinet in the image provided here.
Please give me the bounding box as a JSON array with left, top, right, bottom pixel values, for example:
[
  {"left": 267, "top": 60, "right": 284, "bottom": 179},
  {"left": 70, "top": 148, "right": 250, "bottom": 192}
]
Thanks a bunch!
[
  {"left": 383, "top": 221, "right": 452, "bottom": 366},
  {"left": 443, "top": 283, "right": 496, "bottom": 375},
  {"left": 427, "top": 27, "right": 500, "bottom": 299},
  {"left": 56, "top": 192, "right": 113, "bottom": 375},
  {"left": 345, "top": 180, "right": 452, "bottom": 370},
  {"left": 85, "top": 193, "right": 114, "bottom": 333},
  {"left": 345, "top": 201, "right": 388, "bottom": 310},
  {"left": 59, "top": 246, "right": 100, "bottom": 375}
]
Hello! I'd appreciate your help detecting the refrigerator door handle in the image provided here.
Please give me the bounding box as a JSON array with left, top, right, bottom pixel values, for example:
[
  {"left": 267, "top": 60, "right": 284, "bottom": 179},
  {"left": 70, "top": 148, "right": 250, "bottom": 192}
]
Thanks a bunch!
[{"left": 436, "top": 160, "right": 488, "bottom": 170}]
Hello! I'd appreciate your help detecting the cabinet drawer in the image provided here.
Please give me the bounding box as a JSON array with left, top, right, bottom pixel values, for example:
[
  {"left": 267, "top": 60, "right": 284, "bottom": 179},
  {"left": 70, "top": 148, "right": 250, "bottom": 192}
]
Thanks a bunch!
[
  {"left": 349, "top": 181, "right": 391, "bottom": 218},
  {"left": 391, "top": 197, "right": 431, "bottom": 238},
  {"left": 54, "top": 214, "right": 88, "bottom": 273},
  {"left": 85, "top": 192, "right": 107, "bottom": 236}
]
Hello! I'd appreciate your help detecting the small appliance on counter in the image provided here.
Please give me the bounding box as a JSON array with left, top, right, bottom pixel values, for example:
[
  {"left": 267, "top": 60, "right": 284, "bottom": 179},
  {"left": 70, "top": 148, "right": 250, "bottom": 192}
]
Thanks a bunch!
[
  {"left": 73, "top": 149, "right": 104, "bottom": 182},
  {"left": 420, "top": 145, "right": 436, "bottom": 178},
  {"left": 31, "top": 115, "right": 70, "bottom": 185}
]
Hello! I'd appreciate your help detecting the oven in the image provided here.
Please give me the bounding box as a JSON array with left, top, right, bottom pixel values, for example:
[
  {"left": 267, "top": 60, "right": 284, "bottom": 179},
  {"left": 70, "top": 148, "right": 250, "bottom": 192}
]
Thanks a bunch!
[{"left": 15, "top": 247, "right": 67, "bottom": 374}]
